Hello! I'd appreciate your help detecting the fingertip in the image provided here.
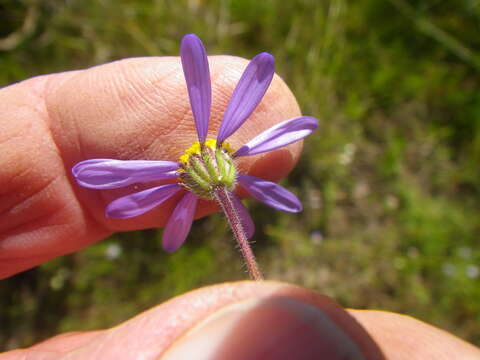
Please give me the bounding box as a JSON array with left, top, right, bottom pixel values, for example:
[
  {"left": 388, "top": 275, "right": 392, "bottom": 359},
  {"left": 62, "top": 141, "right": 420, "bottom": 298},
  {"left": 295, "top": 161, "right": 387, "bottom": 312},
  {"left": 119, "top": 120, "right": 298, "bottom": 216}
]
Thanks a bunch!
[
  {"left": 68, "top": 281, "right": 383, "bottom": 359},
  {"left": 348, "top": 309, "right": 480, "bottom": 359},
  {"left": 49, "top": 55, "right": 303, "bottom": 231}
]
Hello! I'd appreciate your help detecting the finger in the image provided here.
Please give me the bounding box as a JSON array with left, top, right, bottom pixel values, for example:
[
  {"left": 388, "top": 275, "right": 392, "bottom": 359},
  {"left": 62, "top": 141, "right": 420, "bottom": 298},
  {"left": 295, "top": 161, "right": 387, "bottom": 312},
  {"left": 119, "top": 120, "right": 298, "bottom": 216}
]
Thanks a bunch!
[
  {"left": 0, "top": 56, "right": 302, "bottom": 278},
  {"left": 0, "top": 281, "right": 383, "bottom": 360},
  {"left": 347, "top": 309, "right": 480, "bottom": 359}
]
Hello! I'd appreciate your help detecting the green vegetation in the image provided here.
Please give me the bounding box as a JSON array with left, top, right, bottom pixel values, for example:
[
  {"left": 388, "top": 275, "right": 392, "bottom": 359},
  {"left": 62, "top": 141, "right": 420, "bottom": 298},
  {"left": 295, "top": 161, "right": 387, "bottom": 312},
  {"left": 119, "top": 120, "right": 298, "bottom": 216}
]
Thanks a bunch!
[{"left": 2, "top": 0, "right": 480, "bottom": 349}]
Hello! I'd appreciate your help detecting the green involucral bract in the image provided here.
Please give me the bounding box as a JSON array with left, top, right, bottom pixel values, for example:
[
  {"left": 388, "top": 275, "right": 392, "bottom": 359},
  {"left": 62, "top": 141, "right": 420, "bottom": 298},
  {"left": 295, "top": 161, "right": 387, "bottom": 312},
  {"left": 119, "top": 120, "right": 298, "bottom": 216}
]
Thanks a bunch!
[{"left": 179, "top": 145, "right": 236, "bottom": 199}]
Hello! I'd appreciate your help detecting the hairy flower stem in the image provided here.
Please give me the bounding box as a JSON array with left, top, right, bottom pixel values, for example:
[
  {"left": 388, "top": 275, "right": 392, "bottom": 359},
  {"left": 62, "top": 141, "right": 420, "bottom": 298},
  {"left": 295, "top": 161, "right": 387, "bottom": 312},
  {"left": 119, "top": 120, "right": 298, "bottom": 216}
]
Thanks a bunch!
[{"left": 213, "top": 186, "right": 263, "bottom": 280}]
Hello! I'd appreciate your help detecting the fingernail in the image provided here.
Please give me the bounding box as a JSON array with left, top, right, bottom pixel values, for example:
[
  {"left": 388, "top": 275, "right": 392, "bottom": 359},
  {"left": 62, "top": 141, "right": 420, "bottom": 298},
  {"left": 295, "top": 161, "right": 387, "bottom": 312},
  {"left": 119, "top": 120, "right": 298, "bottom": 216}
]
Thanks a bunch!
[{"left": 161, "top": 297, "right": 365, "bottom": 360}]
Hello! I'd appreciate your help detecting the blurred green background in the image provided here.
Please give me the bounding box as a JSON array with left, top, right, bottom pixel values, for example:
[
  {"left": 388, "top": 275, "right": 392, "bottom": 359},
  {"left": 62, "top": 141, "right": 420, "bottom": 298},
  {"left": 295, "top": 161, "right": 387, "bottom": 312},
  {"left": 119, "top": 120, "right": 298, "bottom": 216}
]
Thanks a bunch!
[{"left": 1, "top": 0, "right": 480, "bottom": 350}]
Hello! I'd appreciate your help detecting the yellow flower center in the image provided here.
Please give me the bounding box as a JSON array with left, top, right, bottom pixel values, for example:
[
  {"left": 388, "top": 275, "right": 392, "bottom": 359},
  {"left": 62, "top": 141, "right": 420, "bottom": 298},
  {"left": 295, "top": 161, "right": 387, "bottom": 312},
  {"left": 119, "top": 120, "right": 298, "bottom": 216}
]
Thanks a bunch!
[{"left": 177, "top": 139, "right": 237, "bottom": 199}]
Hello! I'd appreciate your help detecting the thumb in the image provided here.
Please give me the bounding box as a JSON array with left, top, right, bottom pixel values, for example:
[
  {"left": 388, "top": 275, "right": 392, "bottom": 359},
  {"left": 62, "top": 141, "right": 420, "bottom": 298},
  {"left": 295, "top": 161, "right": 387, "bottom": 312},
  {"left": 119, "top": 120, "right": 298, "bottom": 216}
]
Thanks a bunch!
[
  {"left": 1, "top": 281, "right": 383, "bottom": 360},
  {"left": 0, "top": 56, "right": 302, "bottom": 278}
]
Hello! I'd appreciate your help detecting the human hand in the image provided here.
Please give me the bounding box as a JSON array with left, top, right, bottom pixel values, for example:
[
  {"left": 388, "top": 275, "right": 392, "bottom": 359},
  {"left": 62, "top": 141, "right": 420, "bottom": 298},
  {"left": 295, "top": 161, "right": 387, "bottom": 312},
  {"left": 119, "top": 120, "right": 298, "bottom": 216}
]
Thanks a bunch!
[{"left": 1, "top": 58, "right": 479, "bottom": 359}]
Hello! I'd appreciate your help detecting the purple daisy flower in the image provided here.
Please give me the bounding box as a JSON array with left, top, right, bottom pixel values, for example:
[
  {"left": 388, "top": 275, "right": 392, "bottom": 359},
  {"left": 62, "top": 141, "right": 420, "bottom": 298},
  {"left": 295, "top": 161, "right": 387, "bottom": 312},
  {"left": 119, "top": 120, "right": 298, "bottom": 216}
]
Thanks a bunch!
[{"left": 72, "top": 34, "right": 317, "bottom": 276}]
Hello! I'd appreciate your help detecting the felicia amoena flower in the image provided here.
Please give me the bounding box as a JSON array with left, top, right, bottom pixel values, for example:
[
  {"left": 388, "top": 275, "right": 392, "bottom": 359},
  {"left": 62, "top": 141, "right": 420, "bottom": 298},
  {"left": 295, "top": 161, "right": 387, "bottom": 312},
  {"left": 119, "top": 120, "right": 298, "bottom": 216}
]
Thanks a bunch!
[{"left": 72, "top": 34, "right": 318, "bottom": 261}]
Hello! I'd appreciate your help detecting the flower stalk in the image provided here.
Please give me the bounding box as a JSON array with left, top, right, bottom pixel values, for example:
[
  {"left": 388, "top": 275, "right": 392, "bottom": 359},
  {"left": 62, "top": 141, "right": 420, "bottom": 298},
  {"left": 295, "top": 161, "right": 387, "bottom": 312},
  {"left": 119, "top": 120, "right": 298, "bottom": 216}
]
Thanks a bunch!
[{"left": 213, "top": 186, "right": 263, "bottom": 280}]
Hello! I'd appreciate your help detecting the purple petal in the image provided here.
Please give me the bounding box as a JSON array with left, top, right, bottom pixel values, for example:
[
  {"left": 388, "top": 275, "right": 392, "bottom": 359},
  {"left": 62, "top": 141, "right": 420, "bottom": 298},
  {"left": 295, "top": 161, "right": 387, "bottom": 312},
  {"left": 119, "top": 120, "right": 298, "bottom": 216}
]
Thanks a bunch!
[
  {"left": 73, "top": 159, "right": 179, "bottom": 189},
  {"left": 181, "top": 33, "right": 211, "bottom": 143},
  {"left": 234, "top": 116, "right": 318, "bottom": 157},
  {"left": 105, "top": 184, "right": 182, "bottom": 219},
  {"left": 217, "top": 52, "right": 275, "bottom": 143},
  {"left": 231, "top": 194, "right": 255, "bottom": 239},
  {"left": 162, "top": 192, "right": 198, "bottom": 252},
  {"left": 237, "top": 174, "right": 302, "bottom": 213},
  {"left": 72, "top": 159, "right": 112, "bottom": 176}
]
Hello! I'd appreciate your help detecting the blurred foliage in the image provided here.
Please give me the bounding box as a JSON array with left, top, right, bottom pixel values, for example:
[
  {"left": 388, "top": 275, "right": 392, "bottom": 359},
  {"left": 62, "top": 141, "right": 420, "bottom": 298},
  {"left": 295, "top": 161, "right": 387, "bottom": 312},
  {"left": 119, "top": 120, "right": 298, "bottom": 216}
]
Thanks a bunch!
[{"left": 1, "top": 0, "right": 480, "bottom": 350}]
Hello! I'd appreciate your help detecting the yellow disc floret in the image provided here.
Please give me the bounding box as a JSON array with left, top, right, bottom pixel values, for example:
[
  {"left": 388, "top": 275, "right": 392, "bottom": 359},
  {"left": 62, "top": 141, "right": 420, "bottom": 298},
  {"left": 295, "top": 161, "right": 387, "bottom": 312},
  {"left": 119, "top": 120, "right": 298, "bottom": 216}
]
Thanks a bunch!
[
  {"left": 179, "top": 141, "right": 201, "bottom": 164},
  {"left": 179, "top": 139, "right": 234, "bottom": 164}
]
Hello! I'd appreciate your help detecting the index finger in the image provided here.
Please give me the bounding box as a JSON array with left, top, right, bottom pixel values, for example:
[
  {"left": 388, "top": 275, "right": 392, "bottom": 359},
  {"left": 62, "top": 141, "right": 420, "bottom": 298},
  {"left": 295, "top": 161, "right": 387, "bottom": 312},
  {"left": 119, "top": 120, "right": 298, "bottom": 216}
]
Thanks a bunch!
[{"left": 0, "top": 56, "right": 302, "bottom": 278}]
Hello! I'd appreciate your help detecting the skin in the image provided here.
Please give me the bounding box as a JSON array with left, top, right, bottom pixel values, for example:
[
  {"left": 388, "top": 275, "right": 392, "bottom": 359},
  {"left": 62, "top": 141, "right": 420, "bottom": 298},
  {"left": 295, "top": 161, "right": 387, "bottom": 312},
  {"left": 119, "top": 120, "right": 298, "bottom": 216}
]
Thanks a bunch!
[{"left": 1, "top": 56, "right": 479, "bottom": 359}]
